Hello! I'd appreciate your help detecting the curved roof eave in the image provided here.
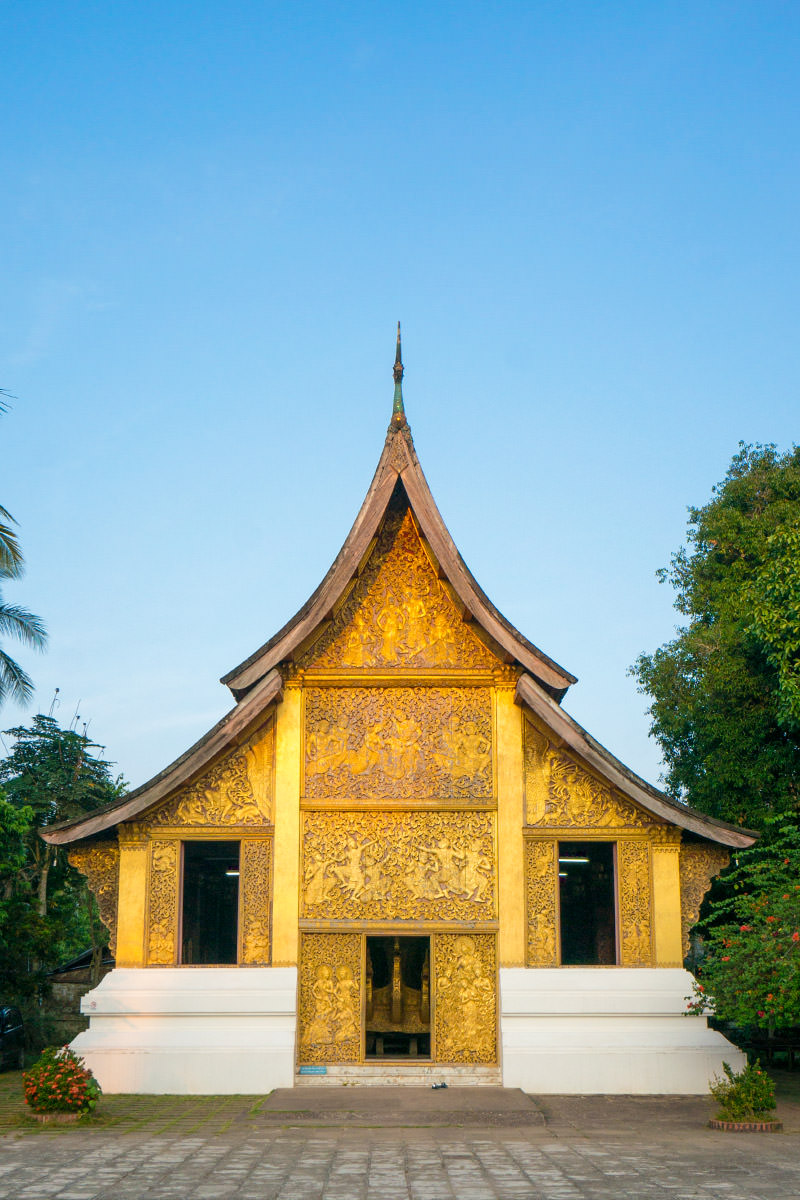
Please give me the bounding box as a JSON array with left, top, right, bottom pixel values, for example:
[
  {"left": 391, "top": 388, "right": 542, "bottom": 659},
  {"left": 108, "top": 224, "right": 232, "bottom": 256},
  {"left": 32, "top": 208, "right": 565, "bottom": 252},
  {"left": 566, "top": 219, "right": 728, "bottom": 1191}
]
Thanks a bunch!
[
  {"left": 40, "top": 669, "right": 283, "bottom": 846},
  {"left": 222, "top": 421, "right": 577, "bottom": 701},
  {"left": 515, "top": 673, "right": 758, "bottom": 849}
]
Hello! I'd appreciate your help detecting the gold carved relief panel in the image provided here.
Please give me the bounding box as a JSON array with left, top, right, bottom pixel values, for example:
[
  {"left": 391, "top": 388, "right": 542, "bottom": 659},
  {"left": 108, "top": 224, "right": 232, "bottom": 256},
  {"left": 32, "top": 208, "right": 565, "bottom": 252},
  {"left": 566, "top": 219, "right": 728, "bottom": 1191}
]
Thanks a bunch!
[
  {"left": 239, "top": 838, "right": 273, "bottom": 965},
  {"left": 524, "top": 719, "right": 656, "bottom": 830},
  {"left": 146, "top": 840, "right": 180, "bottom": 965},
  {"left": 301, "top": 811, "right": 496, "bottom": 923},
  {"left": 304, "top": 686, "right": 493, "bottom": 802},
  {"left": 301, "top": 508, "right": 499, "bottom": 672},
  {"left": 148, "top": 720, "right": 274, "bottom": 828},
  {"left": 618, "top": 840, "right": 653, "bottom": 966},
  {"left": 524, "top": 839, "right": 558, "bottom": 966},
  {"left": 434, "top": 933, "right": 497, "bottom": 1064},
  {"left": 297, "top": 932, "right": 362, "bottom": 1065},
  {"left": 679, "top": 843, "right": 729, "bottom": 956},
  {"left": 68, "top": 841, "right": 120, "bottom": 955}
]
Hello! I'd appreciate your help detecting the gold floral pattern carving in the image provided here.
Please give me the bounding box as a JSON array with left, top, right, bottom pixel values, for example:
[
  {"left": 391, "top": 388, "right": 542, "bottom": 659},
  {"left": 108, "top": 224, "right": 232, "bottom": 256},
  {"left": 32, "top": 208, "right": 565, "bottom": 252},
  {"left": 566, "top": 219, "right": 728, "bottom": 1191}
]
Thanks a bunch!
[
  {"left": 68, "top": 841, "right": 120, "bottom": 955},
  {"left": 147, "top": 840, "right": 180, "bottom": 965},
  {"left": 302, "top": 811, "right": 495, "bottom": 922},
  {"left": 618, "top": 840, "right": 653, "bottom": 966},
  {"left": 240, "top": 839, "right": 272, "bottom": 964},
  {"left": 679, "top": 843, "right": 730, "bottom": 955},
  {"left": 297, "top": 932, "right": 362, "bottom": 1064},
  {"left": 150, "top": 722, "right": 274, "bottom": 827},
  {"left": 304, "top": 687, "right": 493, "bottom": 801},
  {"left": 524, "top": 720, "right": 655, "bottom": 829},
  {"left": 434, "top": 933, "right": 497, "bottom": 1064},
  {"left": 303, "top": 508, "right": 499, "bottom": 671},
  {"left": 524, "top": 840, "right": 558, "bottom": 966}
]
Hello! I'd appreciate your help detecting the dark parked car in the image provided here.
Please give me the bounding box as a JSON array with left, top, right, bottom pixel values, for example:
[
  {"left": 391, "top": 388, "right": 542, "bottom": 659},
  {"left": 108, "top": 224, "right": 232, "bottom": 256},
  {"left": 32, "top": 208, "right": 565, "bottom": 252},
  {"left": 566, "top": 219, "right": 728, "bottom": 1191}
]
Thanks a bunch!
[{"left": 0, "top": 1006, "right": 25, "bottom": 1070}]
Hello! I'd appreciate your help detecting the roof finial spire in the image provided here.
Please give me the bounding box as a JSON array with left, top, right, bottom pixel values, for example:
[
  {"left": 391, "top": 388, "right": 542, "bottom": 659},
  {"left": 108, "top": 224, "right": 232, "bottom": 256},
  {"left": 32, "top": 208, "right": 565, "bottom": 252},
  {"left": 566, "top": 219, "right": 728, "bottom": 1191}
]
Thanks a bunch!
[{"left": 391, "top": 321, "right": 406, "bottom": 426}]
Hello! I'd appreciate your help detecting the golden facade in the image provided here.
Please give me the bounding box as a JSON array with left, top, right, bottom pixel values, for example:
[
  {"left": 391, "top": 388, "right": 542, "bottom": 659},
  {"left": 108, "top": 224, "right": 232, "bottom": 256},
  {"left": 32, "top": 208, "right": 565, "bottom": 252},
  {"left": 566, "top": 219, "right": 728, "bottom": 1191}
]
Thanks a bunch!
[{"left": 59, "top": 378, "right": 751, "bottom": 1080}]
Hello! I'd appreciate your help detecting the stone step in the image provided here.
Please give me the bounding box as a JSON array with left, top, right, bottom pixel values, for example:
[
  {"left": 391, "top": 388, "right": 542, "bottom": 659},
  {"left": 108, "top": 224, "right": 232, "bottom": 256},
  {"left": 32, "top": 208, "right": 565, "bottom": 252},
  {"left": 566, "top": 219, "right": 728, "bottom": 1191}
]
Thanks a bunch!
[{"left": 296, "top": 1064, "right": 502, "bottom": 1087}]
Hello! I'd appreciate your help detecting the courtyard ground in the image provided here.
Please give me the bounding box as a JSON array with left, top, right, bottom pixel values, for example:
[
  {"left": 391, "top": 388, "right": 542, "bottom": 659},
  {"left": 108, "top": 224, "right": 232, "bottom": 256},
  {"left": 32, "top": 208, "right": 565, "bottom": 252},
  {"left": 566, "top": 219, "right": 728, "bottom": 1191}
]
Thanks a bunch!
[{"left": 0, "top": 1070, "right": 799, "bottom": 1199}]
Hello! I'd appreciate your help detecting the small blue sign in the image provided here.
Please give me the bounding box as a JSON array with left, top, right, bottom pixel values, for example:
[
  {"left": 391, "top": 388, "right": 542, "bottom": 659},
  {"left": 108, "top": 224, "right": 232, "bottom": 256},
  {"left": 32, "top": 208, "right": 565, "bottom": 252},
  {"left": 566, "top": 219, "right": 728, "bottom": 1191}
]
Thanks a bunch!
[{"left": 299, "top": 1065, "right": 327, "bottom": 1075}]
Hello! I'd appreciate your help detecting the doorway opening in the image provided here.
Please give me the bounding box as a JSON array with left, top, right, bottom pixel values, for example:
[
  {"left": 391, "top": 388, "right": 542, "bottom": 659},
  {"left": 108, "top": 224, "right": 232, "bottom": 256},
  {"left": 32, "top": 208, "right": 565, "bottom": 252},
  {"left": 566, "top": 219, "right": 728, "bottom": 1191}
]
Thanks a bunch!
[
  {"left": 181, "top": 841, "right": 240, "bottom": 964},
  {"left": 558, "top": 841, "right": 617, "bottom": 965},
  {"left": 365, "top": 936, "right": 431, "bottom": 1058}
]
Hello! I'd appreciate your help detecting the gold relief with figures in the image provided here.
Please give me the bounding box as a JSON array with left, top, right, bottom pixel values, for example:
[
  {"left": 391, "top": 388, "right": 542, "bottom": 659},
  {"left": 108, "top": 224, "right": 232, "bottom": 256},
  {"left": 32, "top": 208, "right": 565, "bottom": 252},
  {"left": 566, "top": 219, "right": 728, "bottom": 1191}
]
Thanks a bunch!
[
  {"left": 618, "top": 840, "right": 653, "bottom": 966},
  {"left": 146, "top": 840, "right": 180, "bottom": 965},
  {"left": 679, "top": 843, "right": 730, "bottom": 956},
  {"left": 304, "top": 687, "right": 493, "bottom": 802},
  {"left": 149, "top": 721, "right": 274, "bottom": 828},
  {"left": 301, "top": 508, "right": 499, "bottom": 672},
  {"left": 301, "top": 811, "right": 495, "bottom": 923},
  {"left": 68, "top": 841, "right": 120, "bottom": 955},
  {"left": 524, "top": 719, "right": 656, "bottom": 830},
  {"left": 524, "top": 839, "right": 559, "bottom": 966},
  {"left": 434, "top": 933, "right": 497, "bottom": 1064},
  {"left": 239, "top": 839, "right": 273, "bottom": 965},
  {"left": 298, "top": 933, "right": 362, "bottom": 1064}
]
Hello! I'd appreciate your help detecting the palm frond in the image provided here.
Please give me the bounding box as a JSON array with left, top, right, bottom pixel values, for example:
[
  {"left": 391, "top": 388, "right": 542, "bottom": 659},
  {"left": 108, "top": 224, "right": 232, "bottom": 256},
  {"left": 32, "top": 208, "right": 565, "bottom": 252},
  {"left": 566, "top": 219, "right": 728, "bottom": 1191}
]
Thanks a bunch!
[
  {"left": 0, "top": 506, "right": 23, "bottom": 578},
  {"left": 0, "top": 649, "right": 34, "bottom": 705},
  {"left": 0, "top": 600, "right": 48, "bottom": 649}
]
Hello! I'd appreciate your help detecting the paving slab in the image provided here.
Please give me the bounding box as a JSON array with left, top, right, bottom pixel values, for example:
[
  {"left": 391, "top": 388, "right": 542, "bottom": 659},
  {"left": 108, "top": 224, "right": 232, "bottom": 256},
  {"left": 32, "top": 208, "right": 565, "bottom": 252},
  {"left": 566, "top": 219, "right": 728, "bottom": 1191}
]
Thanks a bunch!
[{"left": 258, "top": 1085, "right": 545, "bottom": 1126}]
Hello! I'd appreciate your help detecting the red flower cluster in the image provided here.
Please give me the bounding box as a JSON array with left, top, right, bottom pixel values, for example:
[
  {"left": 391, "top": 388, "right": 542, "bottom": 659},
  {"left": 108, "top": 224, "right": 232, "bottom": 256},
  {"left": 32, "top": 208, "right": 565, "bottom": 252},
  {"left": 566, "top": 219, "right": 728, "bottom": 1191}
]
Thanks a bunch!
[{"left": 22, "top": 1046, "right": 101, "bottom": 1115}]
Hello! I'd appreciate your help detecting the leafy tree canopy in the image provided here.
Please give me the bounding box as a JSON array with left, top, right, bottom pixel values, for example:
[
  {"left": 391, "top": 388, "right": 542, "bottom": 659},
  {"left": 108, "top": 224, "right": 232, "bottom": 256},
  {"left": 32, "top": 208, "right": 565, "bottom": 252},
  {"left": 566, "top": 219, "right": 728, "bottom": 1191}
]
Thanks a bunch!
[
  {"left": 0, "top": 714, "right": 126, "bottom": 1022},
  {"left": 688, "top": 821, "right": 800, "bottom": 1032},
  {"left": 632, "top": 443, "right": 800, "bottom": 830}
]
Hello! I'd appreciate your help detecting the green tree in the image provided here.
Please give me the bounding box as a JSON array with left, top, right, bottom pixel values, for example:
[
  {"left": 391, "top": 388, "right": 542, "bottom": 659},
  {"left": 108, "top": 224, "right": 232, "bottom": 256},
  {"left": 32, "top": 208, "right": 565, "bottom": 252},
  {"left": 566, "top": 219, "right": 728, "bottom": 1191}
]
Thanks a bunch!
[
  {"left": 632, "top": 443, "right": 800, "bottom": 830},
  {"left": 0, "top": 715, "right": 126, "bottom": 1016},
  {"left": 687, "top": 822, "right": 800, "bottom": 1031}
]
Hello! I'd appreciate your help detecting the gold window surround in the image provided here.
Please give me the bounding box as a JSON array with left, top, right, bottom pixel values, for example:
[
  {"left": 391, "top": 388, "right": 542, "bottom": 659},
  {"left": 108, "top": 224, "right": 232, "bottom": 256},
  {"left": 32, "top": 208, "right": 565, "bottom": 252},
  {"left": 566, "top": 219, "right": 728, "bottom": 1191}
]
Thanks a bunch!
[
  {"left": 524, "top": 831, "right": 669, "bottom": 968},
  {"left": 143, "top": 832, "right": 274, "bottom": 967},
  {"left": 297, "top": 929, "right": 497, "bottom": 1067}
]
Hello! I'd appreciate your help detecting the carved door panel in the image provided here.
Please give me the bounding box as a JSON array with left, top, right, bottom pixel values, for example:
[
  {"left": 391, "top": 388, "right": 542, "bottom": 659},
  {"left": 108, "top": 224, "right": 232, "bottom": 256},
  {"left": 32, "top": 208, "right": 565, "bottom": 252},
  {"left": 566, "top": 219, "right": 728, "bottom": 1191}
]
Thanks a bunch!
[
  {"left": 433, "top": 932, "right": 497, "bottom": 1064},
  {"left": 146, "top": 841, "right": 180, "bottom": 965},
  {"left": 297, "top": 932, "right": 362, "bottom": 1065}
]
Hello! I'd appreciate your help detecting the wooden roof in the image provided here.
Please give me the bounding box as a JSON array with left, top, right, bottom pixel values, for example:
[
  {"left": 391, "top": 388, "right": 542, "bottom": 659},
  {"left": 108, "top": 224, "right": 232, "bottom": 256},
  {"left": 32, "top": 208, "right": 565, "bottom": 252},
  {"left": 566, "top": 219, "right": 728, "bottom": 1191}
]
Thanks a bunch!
[{"left": 221, "top": 413, "right": 578, "bottom": 701}]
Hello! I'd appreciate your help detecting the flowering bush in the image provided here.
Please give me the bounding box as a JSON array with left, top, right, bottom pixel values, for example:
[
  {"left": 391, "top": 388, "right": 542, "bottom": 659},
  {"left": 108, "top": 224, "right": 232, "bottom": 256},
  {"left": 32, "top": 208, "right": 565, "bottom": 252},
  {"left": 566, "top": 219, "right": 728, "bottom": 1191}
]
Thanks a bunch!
[
  {"left": 709, "top": 1060, "right": 777, "bottom": 1122},
  {"left": 23, "top": 1046, "right": 101, "bottom": 1114},
  {"left": 686, "top": 822, "right": 800, "bottom": 1031}
]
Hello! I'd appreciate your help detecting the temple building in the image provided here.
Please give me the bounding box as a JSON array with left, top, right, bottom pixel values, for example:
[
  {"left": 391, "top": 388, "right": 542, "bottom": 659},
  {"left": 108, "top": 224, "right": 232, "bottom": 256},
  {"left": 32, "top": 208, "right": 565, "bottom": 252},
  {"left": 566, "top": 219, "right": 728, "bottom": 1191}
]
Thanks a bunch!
[{"left": 44, "top": 331, "right": 755, "bottom": 1094}]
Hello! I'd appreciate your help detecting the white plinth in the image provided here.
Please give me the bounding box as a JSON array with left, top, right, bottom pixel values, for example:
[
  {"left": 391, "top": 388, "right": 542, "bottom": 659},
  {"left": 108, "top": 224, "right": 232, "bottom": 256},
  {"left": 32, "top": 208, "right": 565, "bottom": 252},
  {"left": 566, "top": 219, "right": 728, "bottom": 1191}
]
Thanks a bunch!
[
  {"left": 72, "top": 967, "right": 297, "bottom": 1094},
  {"left": 500, "top": 967, "right": 745, "bottom": 1095}
]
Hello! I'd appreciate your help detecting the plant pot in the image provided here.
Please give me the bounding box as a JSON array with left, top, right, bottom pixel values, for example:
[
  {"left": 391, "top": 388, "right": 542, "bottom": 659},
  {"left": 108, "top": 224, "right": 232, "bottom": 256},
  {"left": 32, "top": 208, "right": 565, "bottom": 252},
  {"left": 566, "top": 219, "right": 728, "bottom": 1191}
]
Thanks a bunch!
[{"left": 708, "top": 1118, "right": 782, "bottom": 1132}]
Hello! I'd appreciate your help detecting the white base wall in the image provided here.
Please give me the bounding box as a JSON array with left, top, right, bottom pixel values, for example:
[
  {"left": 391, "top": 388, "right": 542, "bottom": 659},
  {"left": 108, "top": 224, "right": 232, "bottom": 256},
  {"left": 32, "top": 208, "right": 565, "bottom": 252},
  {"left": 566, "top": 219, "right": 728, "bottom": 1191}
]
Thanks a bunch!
[
  {"left": 500, "top": 967, "right": 745, "bottom": 1095},
  {"left": 72, "top": 967, "right": 297, "bottom": 1094}
]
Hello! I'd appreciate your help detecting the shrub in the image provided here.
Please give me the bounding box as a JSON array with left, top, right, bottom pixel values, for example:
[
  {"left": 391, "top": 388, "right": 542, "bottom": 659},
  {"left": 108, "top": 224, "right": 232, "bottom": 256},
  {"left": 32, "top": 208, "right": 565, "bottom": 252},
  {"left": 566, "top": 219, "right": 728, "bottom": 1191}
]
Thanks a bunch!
[
  {"left": 709, "top": 1060, "right": 777, "bottom": 1122},
  {"left": 22, "top": 1046, "right": 101, "bottom": 1115}
]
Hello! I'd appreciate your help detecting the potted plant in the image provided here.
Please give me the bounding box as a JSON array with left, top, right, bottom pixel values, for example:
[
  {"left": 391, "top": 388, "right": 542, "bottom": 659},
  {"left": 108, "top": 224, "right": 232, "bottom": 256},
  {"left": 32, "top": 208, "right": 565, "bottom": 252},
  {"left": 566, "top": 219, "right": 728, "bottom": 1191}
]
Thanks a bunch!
[
  {"left": 22, "top": 1046, "right": 101, "bottom": 1123},
  {"left": 708, "top": 1060, "right": 781, "bottom": 1132}
]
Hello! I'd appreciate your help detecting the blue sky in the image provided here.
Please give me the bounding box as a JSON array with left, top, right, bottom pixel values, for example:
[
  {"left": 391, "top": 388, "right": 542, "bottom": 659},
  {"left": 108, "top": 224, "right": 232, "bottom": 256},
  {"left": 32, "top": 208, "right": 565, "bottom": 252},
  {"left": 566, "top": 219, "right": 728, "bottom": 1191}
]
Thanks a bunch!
[{"left": 1, "top": 1, "right": 798, "bottom": 789}]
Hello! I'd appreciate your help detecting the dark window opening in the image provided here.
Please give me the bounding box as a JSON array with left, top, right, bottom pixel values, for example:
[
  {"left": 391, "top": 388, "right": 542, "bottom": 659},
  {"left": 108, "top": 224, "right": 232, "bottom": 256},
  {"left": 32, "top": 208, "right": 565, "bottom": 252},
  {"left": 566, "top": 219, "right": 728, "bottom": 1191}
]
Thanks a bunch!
[
  {"left": 365, "top": 936, "right": 431, "bottom": 1059},
  {"left": 558, "top": 841, "right": 616, "bottom": 965},
  {"left": 181, "top": 841, "right": 240, "bottom": 964}
]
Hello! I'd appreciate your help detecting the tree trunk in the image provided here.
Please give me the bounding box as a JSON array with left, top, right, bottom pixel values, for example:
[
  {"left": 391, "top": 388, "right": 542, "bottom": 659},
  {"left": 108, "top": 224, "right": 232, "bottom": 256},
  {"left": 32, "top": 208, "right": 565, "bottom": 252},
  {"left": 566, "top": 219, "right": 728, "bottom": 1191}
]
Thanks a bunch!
[{"left": 37, "top": 844, "right": 52, "bottom": 917}]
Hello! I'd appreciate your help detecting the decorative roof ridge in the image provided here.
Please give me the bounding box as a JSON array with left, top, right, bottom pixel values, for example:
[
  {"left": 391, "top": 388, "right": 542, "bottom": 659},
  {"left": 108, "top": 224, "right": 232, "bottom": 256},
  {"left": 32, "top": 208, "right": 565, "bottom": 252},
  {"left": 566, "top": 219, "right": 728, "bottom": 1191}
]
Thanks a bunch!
[
  {"left": 41, "top": 669, "right": 284, "bottom": 846},
  {"left": 515, "top": 673, "right": 758, "bottom": 848}
]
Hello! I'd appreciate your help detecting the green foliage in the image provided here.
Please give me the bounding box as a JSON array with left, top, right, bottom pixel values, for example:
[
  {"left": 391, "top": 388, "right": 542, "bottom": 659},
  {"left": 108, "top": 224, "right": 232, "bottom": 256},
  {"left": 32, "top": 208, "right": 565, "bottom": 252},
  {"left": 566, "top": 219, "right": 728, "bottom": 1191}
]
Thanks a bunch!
[
  {"left": 709, "top": 1060, "right": 776, "bottom": 1122},
  {"left": 632, "top": 442, "right": 800, "bottom": 829},
  {"left": 686, "top": 822, "right": 800, "bottom": 1030},
  {"left": 23, "top": 1045, "right": 101, "bottom": 1114},
  {"left": 0, "top": 398, "right": 47, "bottom": 705},
  {"left": 0, "top": 715, "right": 126, "bottom": 1023}
]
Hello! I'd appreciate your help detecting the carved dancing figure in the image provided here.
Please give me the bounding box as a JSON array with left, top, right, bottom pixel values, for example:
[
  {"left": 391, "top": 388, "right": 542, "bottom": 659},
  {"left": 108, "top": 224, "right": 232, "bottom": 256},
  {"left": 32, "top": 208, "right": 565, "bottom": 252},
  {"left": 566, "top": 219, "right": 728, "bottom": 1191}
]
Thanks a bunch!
[
  {"left": 449, "top": 720, "right": 491, "bottom": 783},
  {"left": 306, "top": 719, "right": 348, "bottom": 777},
  {"left": 430, "top": 610, "right": 456, "bottom": 666},
  {"left": 302, "top": 964, "right": 335, "bottom": 1046},
  {"left": 460, "top": 843, "right": 492, "bottom": 902},
  {"left": 348, "top": 721, "right": 385, "bottom": 777},
  {"left": 376, "top": 596, "right": 405, "bottom": 661},
  {"left": 332, "top": 965, "right": 360, "bottom": 1042}
]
